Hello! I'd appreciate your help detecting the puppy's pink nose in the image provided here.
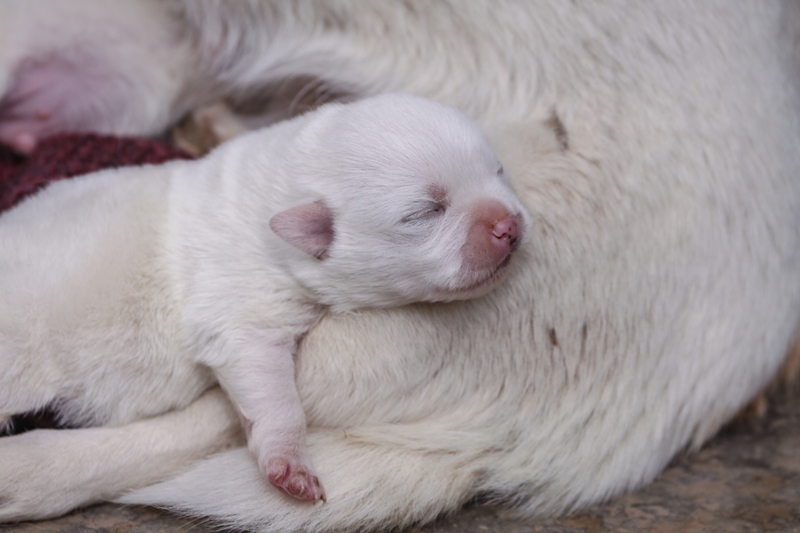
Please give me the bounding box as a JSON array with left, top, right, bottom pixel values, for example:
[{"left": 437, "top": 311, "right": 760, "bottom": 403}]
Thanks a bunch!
[
  {"left": 492, "top": 216, "right": 519, "bottom": 245},
  {"left": 461, "top": 201, "right": 522, "bottom": 271}
]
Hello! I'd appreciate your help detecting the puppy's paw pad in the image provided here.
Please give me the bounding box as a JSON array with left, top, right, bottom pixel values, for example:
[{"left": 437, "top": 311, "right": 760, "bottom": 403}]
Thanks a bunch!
[{"left": 267, "top": 456, "right": 326, "bottom": 502}]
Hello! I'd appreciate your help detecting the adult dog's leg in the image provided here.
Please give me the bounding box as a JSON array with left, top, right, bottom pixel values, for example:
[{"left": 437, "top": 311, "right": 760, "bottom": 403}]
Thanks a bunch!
[
  {"left": 0, "top": 388, "right": 242, "bottom": 522},
  {"left": 118, "top": 421, "right": 483, "bottom": 533}
]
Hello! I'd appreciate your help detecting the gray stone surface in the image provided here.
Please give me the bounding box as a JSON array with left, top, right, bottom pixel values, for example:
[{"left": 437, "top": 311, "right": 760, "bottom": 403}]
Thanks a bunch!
[{"left": 3, "top": 388, "right": 800, "bottom": 533}]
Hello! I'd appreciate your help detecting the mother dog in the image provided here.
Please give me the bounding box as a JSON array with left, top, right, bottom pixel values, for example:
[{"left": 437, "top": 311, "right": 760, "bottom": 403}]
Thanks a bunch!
[{"left": 1, "top": 2, "right": 799, "bottom": 531}]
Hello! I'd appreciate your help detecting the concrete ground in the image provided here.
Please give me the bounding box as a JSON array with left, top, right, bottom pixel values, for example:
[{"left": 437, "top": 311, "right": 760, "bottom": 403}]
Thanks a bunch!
[{"left": 2, "top": 387, "right": 799, "bottom": 533}]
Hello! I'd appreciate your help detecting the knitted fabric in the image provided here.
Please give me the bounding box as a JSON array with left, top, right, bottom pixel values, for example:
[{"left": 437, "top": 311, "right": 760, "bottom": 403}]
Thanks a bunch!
[{"left": 0, "top": 134, "right": 192, "bottom": 212}]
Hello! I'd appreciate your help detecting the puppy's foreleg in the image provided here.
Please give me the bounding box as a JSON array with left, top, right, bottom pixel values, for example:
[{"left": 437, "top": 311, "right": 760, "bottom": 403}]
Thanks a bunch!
[
  {"left": 210, "top": 331, "right": 325, "bottom": 503},
  {"left": 0, "top": 388, "right": 242, "bottom": 522}
]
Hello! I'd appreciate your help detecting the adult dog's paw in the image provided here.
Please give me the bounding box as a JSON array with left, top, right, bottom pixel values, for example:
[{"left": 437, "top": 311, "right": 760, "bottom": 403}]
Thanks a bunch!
[{"left": 0, "top": 430, "right": 88, "bottom": 522}]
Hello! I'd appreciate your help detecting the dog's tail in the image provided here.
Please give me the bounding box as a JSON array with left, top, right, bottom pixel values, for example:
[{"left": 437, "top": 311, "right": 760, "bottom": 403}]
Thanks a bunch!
[{"left": 117, "top": 420, "right": 492, "bottom": 532}]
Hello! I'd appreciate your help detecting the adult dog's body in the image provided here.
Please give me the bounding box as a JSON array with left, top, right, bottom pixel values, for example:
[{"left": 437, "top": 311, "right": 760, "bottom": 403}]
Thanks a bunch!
[{"left": 1, "top": 2, "right": 799, "bottom": 532}]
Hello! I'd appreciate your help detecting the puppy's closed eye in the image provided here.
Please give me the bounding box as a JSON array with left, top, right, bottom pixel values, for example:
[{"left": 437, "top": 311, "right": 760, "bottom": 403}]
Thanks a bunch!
[{"left": 400, "top": 201, "right": 447, "bottom": 224}]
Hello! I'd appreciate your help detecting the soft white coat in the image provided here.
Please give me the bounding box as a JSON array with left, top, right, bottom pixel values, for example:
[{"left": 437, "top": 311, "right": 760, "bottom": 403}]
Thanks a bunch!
[{"left": 0, "top": 1, "right": 799, "bottom": 531}]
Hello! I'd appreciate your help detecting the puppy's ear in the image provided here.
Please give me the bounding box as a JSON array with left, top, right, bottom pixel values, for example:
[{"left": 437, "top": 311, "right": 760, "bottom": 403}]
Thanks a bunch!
[{"left": 269, "top": 201, "right": 334, "bottom": 259}]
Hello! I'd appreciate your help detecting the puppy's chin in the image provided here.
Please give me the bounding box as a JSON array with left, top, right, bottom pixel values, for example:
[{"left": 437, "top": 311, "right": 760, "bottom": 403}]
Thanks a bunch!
[{"left": 435, "top": 252, "right": 516, "bottom": 302}]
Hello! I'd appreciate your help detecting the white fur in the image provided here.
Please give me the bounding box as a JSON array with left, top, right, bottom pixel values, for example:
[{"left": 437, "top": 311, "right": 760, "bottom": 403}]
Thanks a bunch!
[{"left": 1, "top": 1, "right": 799, "bottom": 531}]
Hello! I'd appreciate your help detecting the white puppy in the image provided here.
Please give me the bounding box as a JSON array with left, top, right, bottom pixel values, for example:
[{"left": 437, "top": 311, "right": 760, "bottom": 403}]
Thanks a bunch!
[{"left": 0, "top": 93, "right": 529, "bottom": 502}]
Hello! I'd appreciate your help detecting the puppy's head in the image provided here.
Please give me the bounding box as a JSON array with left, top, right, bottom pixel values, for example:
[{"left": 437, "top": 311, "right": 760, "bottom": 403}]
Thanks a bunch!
[{"left": 270, "top": 94, "right": 531, "bottom": 311}]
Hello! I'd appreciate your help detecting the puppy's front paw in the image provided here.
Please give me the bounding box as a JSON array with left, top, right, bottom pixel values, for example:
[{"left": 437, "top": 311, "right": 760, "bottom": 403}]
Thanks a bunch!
[
  {"left": 266, "top": 455, "right": 326, "bottom": 502},
  {"left": 246, "top": 415, "right": 326, "bottom": 502}
]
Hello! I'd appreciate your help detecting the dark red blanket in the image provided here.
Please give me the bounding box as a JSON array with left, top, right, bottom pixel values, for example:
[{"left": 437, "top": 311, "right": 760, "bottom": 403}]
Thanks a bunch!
[{"left": 0, "top": 134, "right": 191, "bottom": 213}]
